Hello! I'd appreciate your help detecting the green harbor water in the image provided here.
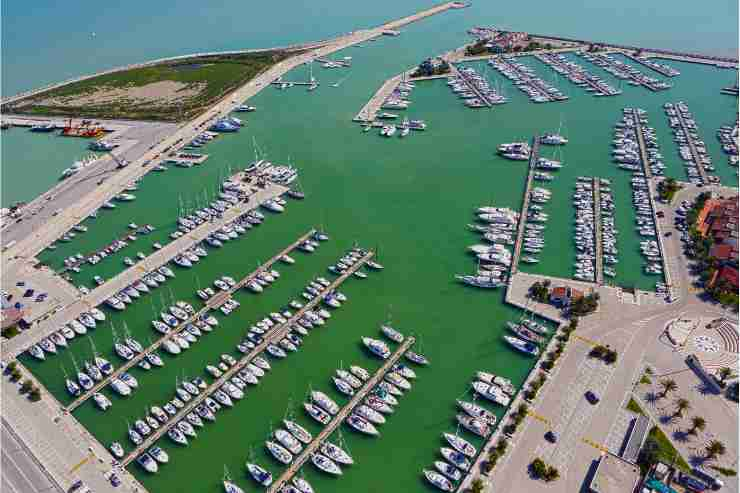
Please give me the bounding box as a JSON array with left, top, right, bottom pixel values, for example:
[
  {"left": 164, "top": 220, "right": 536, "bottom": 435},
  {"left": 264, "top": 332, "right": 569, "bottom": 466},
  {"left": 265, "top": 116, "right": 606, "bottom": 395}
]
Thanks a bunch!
[{"left": 8, "top": 8, "right": 740, "bottom": 493}]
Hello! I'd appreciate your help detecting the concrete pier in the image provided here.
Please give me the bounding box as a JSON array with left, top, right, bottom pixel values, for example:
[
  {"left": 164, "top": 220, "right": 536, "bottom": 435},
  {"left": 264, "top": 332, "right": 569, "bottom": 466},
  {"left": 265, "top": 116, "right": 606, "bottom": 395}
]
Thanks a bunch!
[
  {"left": 353, "top": 73, "right": 406, "bottom": 122},
  {"left": 584, "top": 53, "right": 669, "bottom": 92},
  {"left": 65, "top": 229, "right": 316, "bottom": 412},
  {"left": 120, "top": 250, "right": 375, "bottom": 466},
  {"left": 672, "top": 106, "right": 710, "bottom": 184},
  {"left": 510, "top": 137, "right": 539, "bottom": 275},
  {"left": 3, "top": 184, "right": 288, "bottom": 360},
  {"left": 535, "top": 53, "right": 616, "bottom": 97},
  {"left": 592, "top": 177, "right": 604, "bottom": 285},
  {"left": 631, "top": 109, "right": 673, "bottom": 290},
  {"left": 491, "top": 57, "right": 557, "bottom": 102},
  {"left": 267, "top": 336, "right": 416, "bottom": 493},
  {"left": 621, "top": 53, "right": 680, "bottom": 77}
]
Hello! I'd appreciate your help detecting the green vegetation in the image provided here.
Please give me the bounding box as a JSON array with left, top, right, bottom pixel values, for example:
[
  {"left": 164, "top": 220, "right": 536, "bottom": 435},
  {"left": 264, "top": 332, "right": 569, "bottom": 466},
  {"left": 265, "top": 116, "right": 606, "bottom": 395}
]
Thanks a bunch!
[
  {"left": 529, "top": 458, "right": 560, "bottom": 482},
  {"left": 1, "top": 325, "right": 20, "bottom": 338},
  {"left": 687, "top": 416, "right": 706, "bottom": 436},
  {"left": 710, "top": 465, "right": 737, "bottom": 477},
  {"left": 589, "top": 344, "right": 618, "bottom": 364},
  {"left": 704, "top": 440, "right": 727, "bottom": 461},
  {"left": 528, "top": 280, "right": 551, "bottom": 303},
  {"left": 411, "top": 58, "right": 450, "bottom": 78},
  {"left": 5, "top": 50, "right": 297, "bottom": 121},
  {"left": 638, "top": 426, "right": 691, "bottom": 475},
  {"left": 657, "top": 178, "right": 682, "bottom": 203},
  {"left": 470, "top": 478, "right": 486, "bottom": 493},
  {"left": 465, "top": 40, "right": 489, "bottom": 56},
  {"left": 626, "top": 397, "right": 645, "bottom": 415},
  {"left": 569, "top": 292, "right": 600, "bottom": 316},
  {"left": 658, "top": 378, "right": 678, "bottom": 399}
]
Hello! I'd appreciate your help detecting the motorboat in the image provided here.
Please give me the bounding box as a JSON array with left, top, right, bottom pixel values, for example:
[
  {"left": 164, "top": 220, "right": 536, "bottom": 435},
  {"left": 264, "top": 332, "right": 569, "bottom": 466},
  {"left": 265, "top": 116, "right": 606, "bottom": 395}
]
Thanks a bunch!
[
  {"left": 246, "top": 463, "right": 273, "bottom": 486},
  {"left": 350, "top": 365, "right": 370, "bottom": 381},
  {"left": 424, "top": 469, "right": 454, "bottom": 492},
  {"left": 443, "top": 433, "right": 476, "bottom": 457},
  {"left": 110, "top": 442, "right": 124, "bottom": 458},
  {"left": 304, "top": 402, "right": 331, "bottom": 425},
  {"left": 265, "top": 440, "right": 293, "bottom": 465},
  {"left": 311, "top": 453, "right": 342, "bottom": 476},
  {"left": 346, "top": 414, "right": 379, "bottom": 436},
  {"left": 275, "top": 429, "right": 303, "bottom": 454},
  {"left": 93, "top": 392, "right": 112, "bottom": 411},
  {"left": 137, "top": 453, "right": 158, "bottom": 473},
  {"left": 380, "top": 324, "right": 404, "bottom": 343},
  {"left": 440, "top": 447, "right": 470, "bottom": 470},
  {"left": 149, "top": 446, "right": 169, "bottom": 464},
  {"left": 362, "top": 337, "right": 391, "bottom": 359},
  {"left": 320, "top": 440, "right": 354, "bottom": 465},
  {"left": 312, "top": 391, "right": 339, "bottom": 414},
  {"left": 284, "top": 420, "right": 312, "bottom": 444},
  {"left": 435, "top": 460, "right": 462, "bottom": 482}
]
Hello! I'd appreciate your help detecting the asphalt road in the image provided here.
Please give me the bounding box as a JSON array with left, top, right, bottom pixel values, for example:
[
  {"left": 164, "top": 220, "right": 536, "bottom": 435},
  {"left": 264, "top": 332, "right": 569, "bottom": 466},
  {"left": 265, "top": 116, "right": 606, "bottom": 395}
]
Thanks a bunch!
[{"left": 2, "top": 417, "right": 62, "bottom": 493}]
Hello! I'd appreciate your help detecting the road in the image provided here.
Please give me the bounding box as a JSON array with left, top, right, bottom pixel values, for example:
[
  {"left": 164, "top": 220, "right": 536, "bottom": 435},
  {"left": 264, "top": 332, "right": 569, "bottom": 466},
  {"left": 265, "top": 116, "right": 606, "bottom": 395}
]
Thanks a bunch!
[{"left": 1, "top": 417, "right": 62, "bottom": 493}]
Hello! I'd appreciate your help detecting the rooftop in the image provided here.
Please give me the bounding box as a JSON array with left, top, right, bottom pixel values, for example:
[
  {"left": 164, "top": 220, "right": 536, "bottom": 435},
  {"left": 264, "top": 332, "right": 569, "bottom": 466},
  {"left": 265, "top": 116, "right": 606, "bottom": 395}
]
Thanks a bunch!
[{"left": 590, "top": 453, "right": 641, "bottom": 493}]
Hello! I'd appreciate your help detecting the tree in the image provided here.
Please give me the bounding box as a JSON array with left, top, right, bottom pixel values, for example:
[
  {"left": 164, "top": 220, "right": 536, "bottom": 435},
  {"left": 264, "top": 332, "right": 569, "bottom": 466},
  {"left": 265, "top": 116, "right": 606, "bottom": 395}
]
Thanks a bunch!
[
  {"left": 659, "top": 378, "right": 678, "bottom": 398},
  {"left": 543, "top": 465, "right": 560, "bottom": 482},
  {"left": 705, "top": 440, "right": 727, "bottom": 461},
  {"left": 688, "top": 416, "right": 706, "bottom": 436},
  {"left": 603, "top": 349, "right": 618, "bottom": 365},
  {"left": 9, "top": 367, "right": 22, "bottom": 382},
  {"left": 718, "top": 367, "right": 733, "bottom": 385},
  {"left": 673, "top": 398, "right": 691, "bottom": 418},
  {"left": 6, "top": 361, "right": 18, "bottom": 373},
  {"left": 20, "top": 379, "right": 34, "bottom": 393},
  {"left": 29, "top": 387, "right": 41, "bottom": 402},
  {"left": 530, "top": 458, "right": 547, "bottom": 478},
  {"left": 470, "top": 478, "right": 485, "bottom": 493},
  {"left": 590, "top": 345, "right": 607, "bottom": 359}
]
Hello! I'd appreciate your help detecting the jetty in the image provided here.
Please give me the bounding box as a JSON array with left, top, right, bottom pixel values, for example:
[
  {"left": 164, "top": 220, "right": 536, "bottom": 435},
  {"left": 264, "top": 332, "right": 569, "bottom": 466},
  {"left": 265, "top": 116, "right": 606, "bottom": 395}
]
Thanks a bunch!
[
  {"left": 65, "top": 229, "right": 316, "bottom": 412},
  {"left": 671, "top": 106, "right": 710, "bottom": 184},
  {"left": 510, "top": 137, "right": 539, "bottom": 275},
  {"left": 267, "top": 336, "right": 416, "bottom": 493},
  {"left": 592, "top": 177, "right": 604, "bottom": 285},
  {"left": 4, "top": 184, "right": 288, "bottom": 360},
  {"left": 491, "top": 56, "right": 559, "bottom": 102},
  {"left": 120, "top": 250, "right": 375, "bottom": 466},
  {"left": 60, "top": 223, "right": 158, "bottom": 273},
  {"left": 353, "top": 73, "right": 407, "bottom": 122},
  {"left": 534, "top": 53, "right": 618, "bottom": 97},
  {"left": 582, "top": 53, "right": 670, "bottom": 92},
  {"left": 449, "top": 64, "right": 493, "bottom": 107},
  {"left": 630, "top": 109, "right": 673, "bottom": 288}
]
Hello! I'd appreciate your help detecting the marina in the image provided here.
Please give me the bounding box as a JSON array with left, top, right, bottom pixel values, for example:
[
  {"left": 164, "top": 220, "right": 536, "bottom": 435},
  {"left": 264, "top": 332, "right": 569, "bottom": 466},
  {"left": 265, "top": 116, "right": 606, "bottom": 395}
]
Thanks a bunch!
[
  {"left": 65, "top": 229, "right": 317, "bottom": 411},
  {"left": 534, "top": 52, "right": 621, "bottom": 97},
  {"left": 448, "top": 64, "right": 493, "bottom": 107},
  {"left": 665, "top": 101, "right": 719, "bottom": 184},
  {"left": 488, "top": 56, "right": 567, "bottom": 103},
  {"left": 577, "top": 52, "right": 672, "bottom": 92},
  {"left": 621, "top": 52, "right": 681, "bottom": 77},
  {"left": 1, "top": 5, "right": 738, "bottom": 493},
  {"left": 266, "top": 336, "right": 416, "bottom": 493},
  {"left": 120, "top": 248, "right": 375, "bottom": 466}
]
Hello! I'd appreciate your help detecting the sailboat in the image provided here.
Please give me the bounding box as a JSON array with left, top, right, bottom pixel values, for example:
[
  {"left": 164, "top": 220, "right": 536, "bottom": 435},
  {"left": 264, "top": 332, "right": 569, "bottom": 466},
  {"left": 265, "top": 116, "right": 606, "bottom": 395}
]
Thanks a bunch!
[{"left": 541, "top": 114, "right": 569, "bottom": 145}]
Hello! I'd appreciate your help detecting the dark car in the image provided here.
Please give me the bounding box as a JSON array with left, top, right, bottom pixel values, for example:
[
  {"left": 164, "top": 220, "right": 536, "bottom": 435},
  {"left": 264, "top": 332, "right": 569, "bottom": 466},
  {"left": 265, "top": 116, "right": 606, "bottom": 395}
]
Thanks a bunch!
[
  {"left": 665, "top": 231, "right": 673, "bottom": 237},
  {"left": 110, "top": 474, "right": 121, "bottom": 487},
  {"left": 544, "top": 431, "right": 558, "bottom": 443},
  {"left": 585, "top": 390, "right": 600, "bottom": 404}
]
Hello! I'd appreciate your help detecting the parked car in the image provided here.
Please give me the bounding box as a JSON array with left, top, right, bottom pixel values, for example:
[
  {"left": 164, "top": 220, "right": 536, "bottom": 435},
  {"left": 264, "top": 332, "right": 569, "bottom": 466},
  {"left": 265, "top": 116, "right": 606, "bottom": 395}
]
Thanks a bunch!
[
  {"left": 544, "top": 430, "right": 558, "bottom": 443},
  {"left": 585, "top": 390, "right": 600, "bottom": 404}
]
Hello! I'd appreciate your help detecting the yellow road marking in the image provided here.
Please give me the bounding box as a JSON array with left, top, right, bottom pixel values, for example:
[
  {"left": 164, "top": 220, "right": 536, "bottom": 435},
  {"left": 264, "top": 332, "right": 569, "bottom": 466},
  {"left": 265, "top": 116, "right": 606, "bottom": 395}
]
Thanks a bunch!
[
  {"left": 572, "top": 334, "right": 600, "bottom": 347},
  {"left": 582, "top": 438, "right": 609, "bottom": 453},
  {"left": 527, "top": 410, "right": 550, "bottom": 425},
  {"left": 70, "top": 453, "right": 95, "bottom": 474}
]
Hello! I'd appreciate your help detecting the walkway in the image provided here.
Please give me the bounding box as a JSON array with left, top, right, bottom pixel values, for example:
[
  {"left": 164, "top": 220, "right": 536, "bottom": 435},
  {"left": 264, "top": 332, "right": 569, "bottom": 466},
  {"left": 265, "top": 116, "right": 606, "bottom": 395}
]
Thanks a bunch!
[
  {"left": 510, "top": 137, "right": 539, "bottom": 275},
  {"left": 267, "top": 336, "right": 415, "bottom": 492},
  {"left": 65, "top": 229, "right": 316, "bottom": 412},
  {"left": 353, "top": 73, "right": 406, "bottom": 122},
  {"left": 120, "top": 250, "right": 375, "bottom": 466},
  {"left": 592, "top": 177, "right": 604, "bottom": 285}
]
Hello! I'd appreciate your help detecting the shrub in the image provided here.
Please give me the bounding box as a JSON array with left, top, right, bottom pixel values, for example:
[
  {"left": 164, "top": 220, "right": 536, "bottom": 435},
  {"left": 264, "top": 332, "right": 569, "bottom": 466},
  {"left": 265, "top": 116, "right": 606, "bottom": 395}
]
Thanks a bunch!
[
  {"left": 20, "top": 379, "right": 34, "bottom": 393},
  {"left": 530, "top": 458, "right": 547, "bottom": 478},
  {"left": 29, "top": 387, "right": 41, "bottom": 402}
]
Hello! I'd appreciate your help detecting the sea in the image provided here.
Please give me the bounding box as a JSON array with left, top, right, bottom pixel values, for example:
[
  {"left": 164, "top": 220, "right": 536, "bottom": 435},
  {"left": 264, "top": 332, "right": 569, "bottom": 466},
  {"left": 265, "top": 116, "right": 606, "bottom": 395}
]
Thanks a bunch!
[{"left": 3, "top": 1, "right": 739, "bottom": 492}]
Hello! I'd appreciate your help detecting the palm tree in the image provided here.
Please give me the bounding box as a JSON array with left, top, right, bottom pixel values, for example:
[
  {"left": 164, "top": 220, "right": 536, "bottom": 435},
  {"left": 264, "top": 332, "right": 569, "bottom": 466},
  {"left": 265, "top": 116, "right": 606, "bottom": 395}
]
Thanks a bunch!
[
  {"left": 688, "top": 416, "right": 706, "bottom": 436},
  {"left": 659, "top": 378, "right": 678, "bottom": 399},
  {"left": 705, "top": 440, "right": 726, "bottom": 461},
  {"left": 673, "top": 398, "right": 691, "bottom": 418}
]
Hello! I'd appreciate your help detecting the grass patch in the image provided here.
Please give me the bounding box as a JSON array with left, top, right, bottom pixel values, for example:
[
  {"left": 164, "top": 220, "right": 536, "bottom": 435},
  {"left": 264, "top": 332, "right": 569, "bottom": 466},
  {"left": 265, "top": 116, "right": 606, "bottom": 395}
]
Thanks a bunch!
[
  {"left": 647, "top": 426, "right": 691, "bottom": 473},
  {"left": 5, "top": 51, "right": 298, "bottom": 121},
  {"left": 626, "top": 397, "right": 645, "bottom": 415}
]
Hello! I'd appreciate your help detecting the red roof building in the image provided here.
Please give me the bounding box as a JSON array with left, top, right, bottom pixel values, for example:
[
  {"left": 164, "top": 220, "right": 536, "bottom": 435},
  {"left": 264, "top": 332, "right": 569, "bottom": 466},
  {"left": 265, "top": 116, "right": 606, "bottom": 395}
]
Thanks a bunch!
[{"left": 708, "top": 266, "right": 739, "bottom": 291}]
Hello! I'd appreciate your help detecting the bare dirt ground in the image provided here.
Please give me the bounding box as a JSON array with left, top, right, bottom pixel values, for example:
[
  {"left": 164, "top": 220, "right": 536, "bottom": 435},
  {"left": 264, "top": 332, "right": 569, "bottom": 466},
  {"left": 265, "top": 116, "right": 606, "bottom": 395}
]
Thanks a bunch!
[{"left": 35, "top": 81, "right": 205, "bottom": 107}]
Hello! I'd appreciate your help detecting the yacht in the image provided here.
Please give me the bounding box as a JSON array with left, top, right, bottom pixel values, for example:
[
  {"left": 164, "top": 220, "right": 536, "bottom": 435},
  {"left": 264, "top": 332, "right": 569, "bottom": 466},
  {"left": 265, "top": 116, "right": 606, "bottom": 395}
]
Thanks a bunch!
[
  {"left": 110, "top": 442, "right": 124, "bottom": 458},
  {"left": 503, "top": 335, "right": 540, "bottom": 356},
  {"left": 246, "top": 463, "right": 273, "bottom": 486},
  {"left": 380, "top": 324, "right": 405, "bottom": 343},
  {"left": 457, "top": 400, "right": 497, "bottom": 425},
  {"left": 311, "top": 453, "right": 343, "bottom": 475},
  {"left": 265, "top": 440, "right": 293, "bottom": 465},
  {"left": 304, "top": 402, "right": 331, "bottom": 425},
  {"left": 136, "top": 453, "right": 158, "bottom": 473},
  {"left": 435, "top": 461, "right": 462, "bottom": 482},
  {"left": 346, "top": 414, "right": 379, "bottom": 436},
  {"left": 362, "top": 337, "right": 391, "bottom": 359},
  {"left": 440, "top": 447, "right": 470, "bottom": 470},
  {"left": 312, "top": 391, "right": 339, "bottom": 414},
  {"left": 424, "top": 469, "right": 454, "bottom": 492},
  {"left": 540, "top": 133, "right": 569, "bottom": 145},
  {"left": 443, "top": 432, "right": 476, "bottom": 457},
  {"left": 284, "top": 420, "right": 313, "bottom": 444},
  {"left": 93, "top": 393, "right": 112, "bottom": 411},
  {"left": 149, "top": 446, "right": 169, "bottom": 464}
]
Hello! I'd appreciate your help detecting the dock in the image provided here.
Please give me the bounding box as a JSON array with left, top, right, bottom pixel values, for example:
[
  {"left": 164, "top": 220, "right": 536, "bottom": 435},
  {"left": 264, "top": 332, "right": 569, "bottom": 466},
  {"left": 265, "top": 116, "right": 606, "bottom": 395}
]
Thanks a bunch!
[
  {"left": 671, "top": 106, "right": 710, "bottom": 184},
  {"left": 60, "top": 223, "right": 156, "bottom": 273},
  {"left": 65, "top": 229, "right": 316, "bottom": 411},
  {"left": 534, "top": 53, "right": 618, "bottom": 97},
  {"left": 632, "top": 110, "right": 653, "bottom": 180},
  {"left": 267, "top": 336, "right": 416, "bottom": 493},
  {"left": 353, "top": 73, "right": 406, "bottom": 122},
  {"left": 583, "top": 53, "right": 670, "bottom": 92},
  {"left": 120, "top": 249, "right": 375, "bottom": 466},
  {"left": 4, "top": 184, "right": 288, "bottom": 361},
  {"left": 449, "top": 64, "right": 492, "bottom": 107},
  {"left": 592, "top": 177, "right": 604, "bottom": 285},
  {"left": 491, "top": 57, "right": 558, "bottom": 102},
  {"left": 510, "top": 137, "right": 539, "bottom": 275},
  {"left": 621, "top": 53, "right": 680, "bottom": 77}
]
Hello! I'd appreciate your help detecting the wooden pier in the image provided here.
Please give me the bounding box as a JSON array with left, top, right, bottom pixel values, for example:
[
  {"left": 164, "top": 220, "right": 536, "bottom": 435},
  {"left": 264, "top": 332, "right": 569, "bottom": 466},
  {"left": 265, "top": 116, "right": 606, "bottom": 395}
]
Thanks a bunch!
[
  {"left": 671, "top": 106, "right": 710, "bottom": 184},
  {"left": 449, "top": 63, "right": 492, "bottom": 107},
  {"left": 267, "top": 336, "right": 416, "bottom": 493},
  {"left": 592, "top": 177, "right": 604, "bottom": 285},
  {"left": 510, "top": 137, "right": 539, "bottom": 275},
  {"left": 65, "top": 229, "right": 316, "bottom": 412},
  {"left": 120, "top": 250, "right": 375, "bottom": 466}
]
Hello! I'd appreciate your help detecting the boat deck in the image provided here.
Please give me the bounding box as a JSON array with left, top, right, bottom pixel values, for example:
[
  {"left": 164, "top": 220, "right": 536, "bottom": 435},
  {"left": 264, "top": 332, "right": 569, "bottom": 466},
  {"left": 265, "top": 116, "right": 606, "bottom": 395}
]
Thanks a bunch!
[
  {"left": 65, "top": 229, "right": 317, "bottom": 412},
  {"left": 510, "top": 137, "right": 539, "bottom": 275},
  {"left": 120, "top": 250, "right": 375, "bottom": 466},
  {"left": 266, "top": 336, "right": 416, "bottom": 493}
]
